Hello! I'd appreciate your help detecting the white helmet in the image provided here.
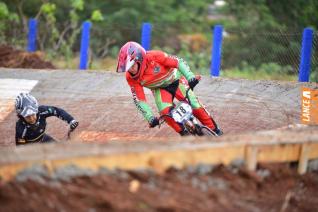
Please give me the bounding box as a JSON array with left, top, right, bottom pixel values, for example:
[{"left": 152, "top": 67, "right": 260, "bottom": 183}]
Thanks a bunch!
[{"left": 15, "top": 93, "right": 39, "bottom": 117}]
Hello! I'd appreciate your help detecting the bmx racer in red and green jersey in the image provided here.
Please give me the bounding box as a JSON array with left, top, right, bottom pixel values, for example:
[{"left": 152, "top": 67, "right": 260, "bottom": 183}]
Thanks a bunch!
[{"left": 116, "top": 41, "right": 222, "bottom": 136}]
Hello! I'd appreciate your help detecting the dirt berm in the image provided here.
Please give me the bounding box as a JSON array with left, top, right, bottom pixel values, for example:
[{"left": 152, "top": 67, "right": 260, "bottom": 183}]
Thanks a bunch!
[
  {"left": 0, "top": 45, "right": 55, "bottom": 69},
  {"left": 0, "top": 68, "right": 317, "bottom": 145}
]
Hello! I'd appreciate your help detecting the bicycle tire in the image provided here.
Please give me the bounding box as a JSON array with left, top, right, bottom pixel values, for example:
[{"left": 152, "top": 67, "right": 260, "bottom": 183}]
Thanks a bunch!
[{"left": 199, "top": 126, "right": 217, "bottom": 136}]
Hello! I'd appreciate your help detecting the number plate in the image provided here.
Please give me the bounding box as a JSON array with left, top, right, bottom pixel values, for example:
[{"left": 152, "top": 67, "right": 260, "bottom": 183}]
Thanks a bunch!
[{"left": 171, "top": 102, "right": 192, "bottom": 123}]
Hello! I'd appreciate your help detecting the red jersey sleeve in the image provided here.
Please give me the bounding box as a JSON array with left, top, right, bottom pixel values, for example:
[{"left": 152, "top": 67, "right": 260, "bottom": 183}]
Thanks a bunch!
[
  {"left": 125, "top": 72, "right": 155, "bottom": 122},
  {"left": 126, "top": 72, "right": 146, "bottom": 101}
]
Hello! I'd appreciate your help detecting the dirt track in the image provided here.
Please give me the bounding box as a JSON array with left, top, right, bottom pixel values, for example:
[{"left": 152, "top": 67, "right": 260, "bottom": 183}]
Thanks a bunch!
[{"left": 0, "top": 68, "right": 315, "bottom": 146}]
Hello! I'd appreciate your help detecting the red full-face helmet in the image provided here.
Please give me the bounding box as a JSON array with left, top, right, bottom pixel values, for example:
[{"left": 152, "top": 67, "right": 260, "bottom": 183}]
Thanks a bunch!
[{"left": 116, "top": 41, "right": 146, "bottom": 76}]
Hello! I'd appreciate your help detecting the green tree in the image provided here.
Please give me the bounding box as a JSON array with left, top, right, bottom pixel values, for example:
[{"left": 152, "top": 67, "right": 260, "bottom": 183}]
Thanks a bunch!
[
  {"left": 0, "top": 1, "right": 21, "bottom": 45},
  {"left": 222, "top": 0, "right": 316, "bottom": 78},
  {"left": 85, "top": 0, "right": 211, "bottom": 57},
  {"left": 266, "top": 0, "right": 318, "bottom": 30}
]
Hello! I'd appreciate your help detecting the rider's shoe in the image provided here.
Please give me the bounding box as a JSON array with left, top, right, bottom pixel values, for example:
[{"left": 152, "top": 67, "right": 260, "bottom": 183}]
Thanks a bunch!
[{"left": 213, "top": 128, "right": 223, "bottom": 136}]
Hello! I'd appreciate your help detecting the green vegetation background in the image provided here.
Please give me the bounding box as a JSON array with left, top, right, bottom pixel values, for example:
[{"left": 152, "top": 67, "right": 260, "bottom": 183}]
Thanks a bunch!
[{"left": 1, "top": 0, "right": 318, "bottom": 81}]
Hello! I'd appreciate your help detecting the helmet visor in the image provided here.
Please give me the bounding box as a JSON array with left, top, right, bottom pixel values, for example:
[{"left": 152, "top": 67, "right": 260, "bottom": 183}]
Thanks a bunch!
[
  {"left": 20, "top": 105, "right": 38, "bottom": 118},
  {"left": 116, "top": 55, "right": 136, "bottom": 73},
  {"left": 116, "top": 59, "right": 126, "bottom": 73},
  {"left": 125, "top": 55, "right": 135, "bottom": 72}
]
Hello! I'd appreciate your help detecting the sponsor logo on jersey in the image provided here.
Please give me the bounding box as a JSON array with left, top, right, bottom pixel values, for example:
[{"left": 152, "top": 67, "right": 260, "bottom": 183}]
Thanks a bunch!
[
  {"left": 154, "top": 66, "right": 160, "bottom": 74},
  {"left": 140, "top": 80, "right": 146, "bottom": 86},
  {"left": 131, "top": 87, "right": 147, "bottom": 116}
]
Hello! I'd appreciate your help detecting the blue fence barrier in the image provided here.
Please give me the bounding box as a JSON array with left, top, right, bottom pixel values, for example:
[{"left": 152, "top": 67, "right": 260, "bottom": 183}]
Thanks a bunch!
[
  {"left": 298, "top": 28, "right": 314, "bottom": 82},
  {"left": 79, "top": 21, "right": 92, "bottom": 70},
  {"left": 141, "top": 22, "right": 152, "bottom": 50},
  {"left": 24, "top": 19, "right": 315, "bottom": 78},
  {"left": 210, "top": 25, "right": 223, "bottom": 77},
  {"left": 27, "top": 18, "right": 37, "bottom": 52}
]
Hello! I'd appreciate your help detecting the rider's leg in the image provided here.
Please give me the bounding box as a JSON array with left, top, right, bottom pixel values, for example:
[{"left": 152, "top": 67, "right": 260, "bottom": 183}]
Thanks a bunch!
[
  {"left": 192, "top": 107, "right": 223, "bottom": 136},
  {"left": 153, "top": 88, "right": 184, "bottom": 134},
  {"left": 175, "top": 78, "right": 222, "bottom": 135},
  {"left": 41, "top": 134, "right": 56, "bottom": 143},
  {"left": 160, "top": 107, "right": 185, "bottom": 133}
]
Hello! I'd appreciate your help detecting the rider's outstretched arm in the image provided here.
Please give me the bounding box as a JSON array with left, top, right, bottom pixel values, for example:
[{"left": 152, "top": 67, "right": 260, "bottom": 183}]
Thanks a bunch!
[
  {"left": 126, "top": 77, "right": 155, "bottom": 123},
  {"left": 175, "top": 57, "right": 200, "bottom": 90},
  {"left": 39, "top": 105, "right": 75, "bottom": 124},
  {"left": 177, "top": 57, "right": 195, "bottom": 81}
]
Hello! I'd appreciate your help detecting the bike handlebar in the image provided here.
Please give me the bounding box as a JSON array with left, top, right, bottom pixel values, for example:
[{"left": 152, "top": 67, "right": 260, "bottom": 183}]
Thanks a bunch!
[{"left": 66, "top": 127, "right": 77, "bottom": 140}]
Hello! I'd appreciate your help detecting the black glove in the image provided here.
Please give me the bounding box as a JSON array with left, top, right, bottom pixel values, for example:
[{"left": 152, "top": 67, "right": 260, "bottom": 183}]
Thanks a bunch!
[
  {"left": 149, "top": 117, "right": 159, "bottom": 128},
  {"left": 70, "top": 120, "right": 79, "bottom": 131},
  {"left": 188, "top": 77, "right": 199, "bottom": 90}
]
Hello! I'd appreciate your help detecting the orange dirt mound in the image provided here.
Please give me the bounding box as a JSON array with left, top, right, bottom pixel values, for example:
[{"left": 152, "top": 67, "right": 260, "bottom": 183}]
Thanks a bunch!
[
  {"left": 0, "top": 45, "right": 55, "bottom": 69},
  {"left": 1, "top": 164, "right": 317, "bottom": 211}
]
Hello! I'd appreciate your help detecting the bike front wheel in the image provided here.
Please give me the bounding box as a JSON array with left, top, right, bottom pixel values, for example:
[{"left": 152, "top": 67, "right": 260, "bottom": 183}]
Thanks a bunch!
[{"left": 198, "top": 125, "right": 217, "bottom": 136}]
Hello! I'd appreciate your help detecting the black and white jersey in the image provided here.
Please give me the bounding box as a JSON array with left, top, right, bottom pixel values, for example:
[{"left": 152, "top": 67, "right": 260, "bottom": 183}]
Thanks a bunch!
[{"left": 15, "top": 105, "right": 74, "bottom": 145}]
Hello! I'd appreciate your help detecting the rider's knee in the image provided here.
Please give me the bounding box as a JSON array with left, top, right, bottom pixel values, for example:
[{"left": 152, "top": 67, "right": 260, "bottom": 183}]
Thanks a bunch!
[
  {"left": 160, "top": 107, "right": 184, "bottom": 133},
  {"left": 160, "top": 106, "right": 172, "bottom": 115}
]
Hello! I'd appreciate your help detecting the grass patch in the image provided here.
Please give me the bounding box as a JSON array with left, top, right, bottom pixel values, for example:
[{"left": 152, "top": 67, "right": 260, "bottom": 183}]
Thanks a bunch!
[
  {"left": 220, "top": 62, "right": 298, "bottom": 81},
  {"left": 49, "top": 56, "right": 299, "bottom": 82},
  {"left": 51, "top": 56, "right": 117, "bottom": 71},
  {"left": 221, "top": 69, "right": 297, "bottom": 81}
]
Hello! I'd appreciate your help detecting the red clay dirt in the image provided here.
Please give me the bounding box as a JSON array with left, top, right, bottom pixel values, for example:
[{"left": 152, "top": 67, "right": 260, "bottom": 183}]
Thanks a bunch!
[
  {"left": 1, "top": 164, "right": 318, "bottom": 212},
  {"left": 0, "top": 45, "right": 55, "bottom": 69}
]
